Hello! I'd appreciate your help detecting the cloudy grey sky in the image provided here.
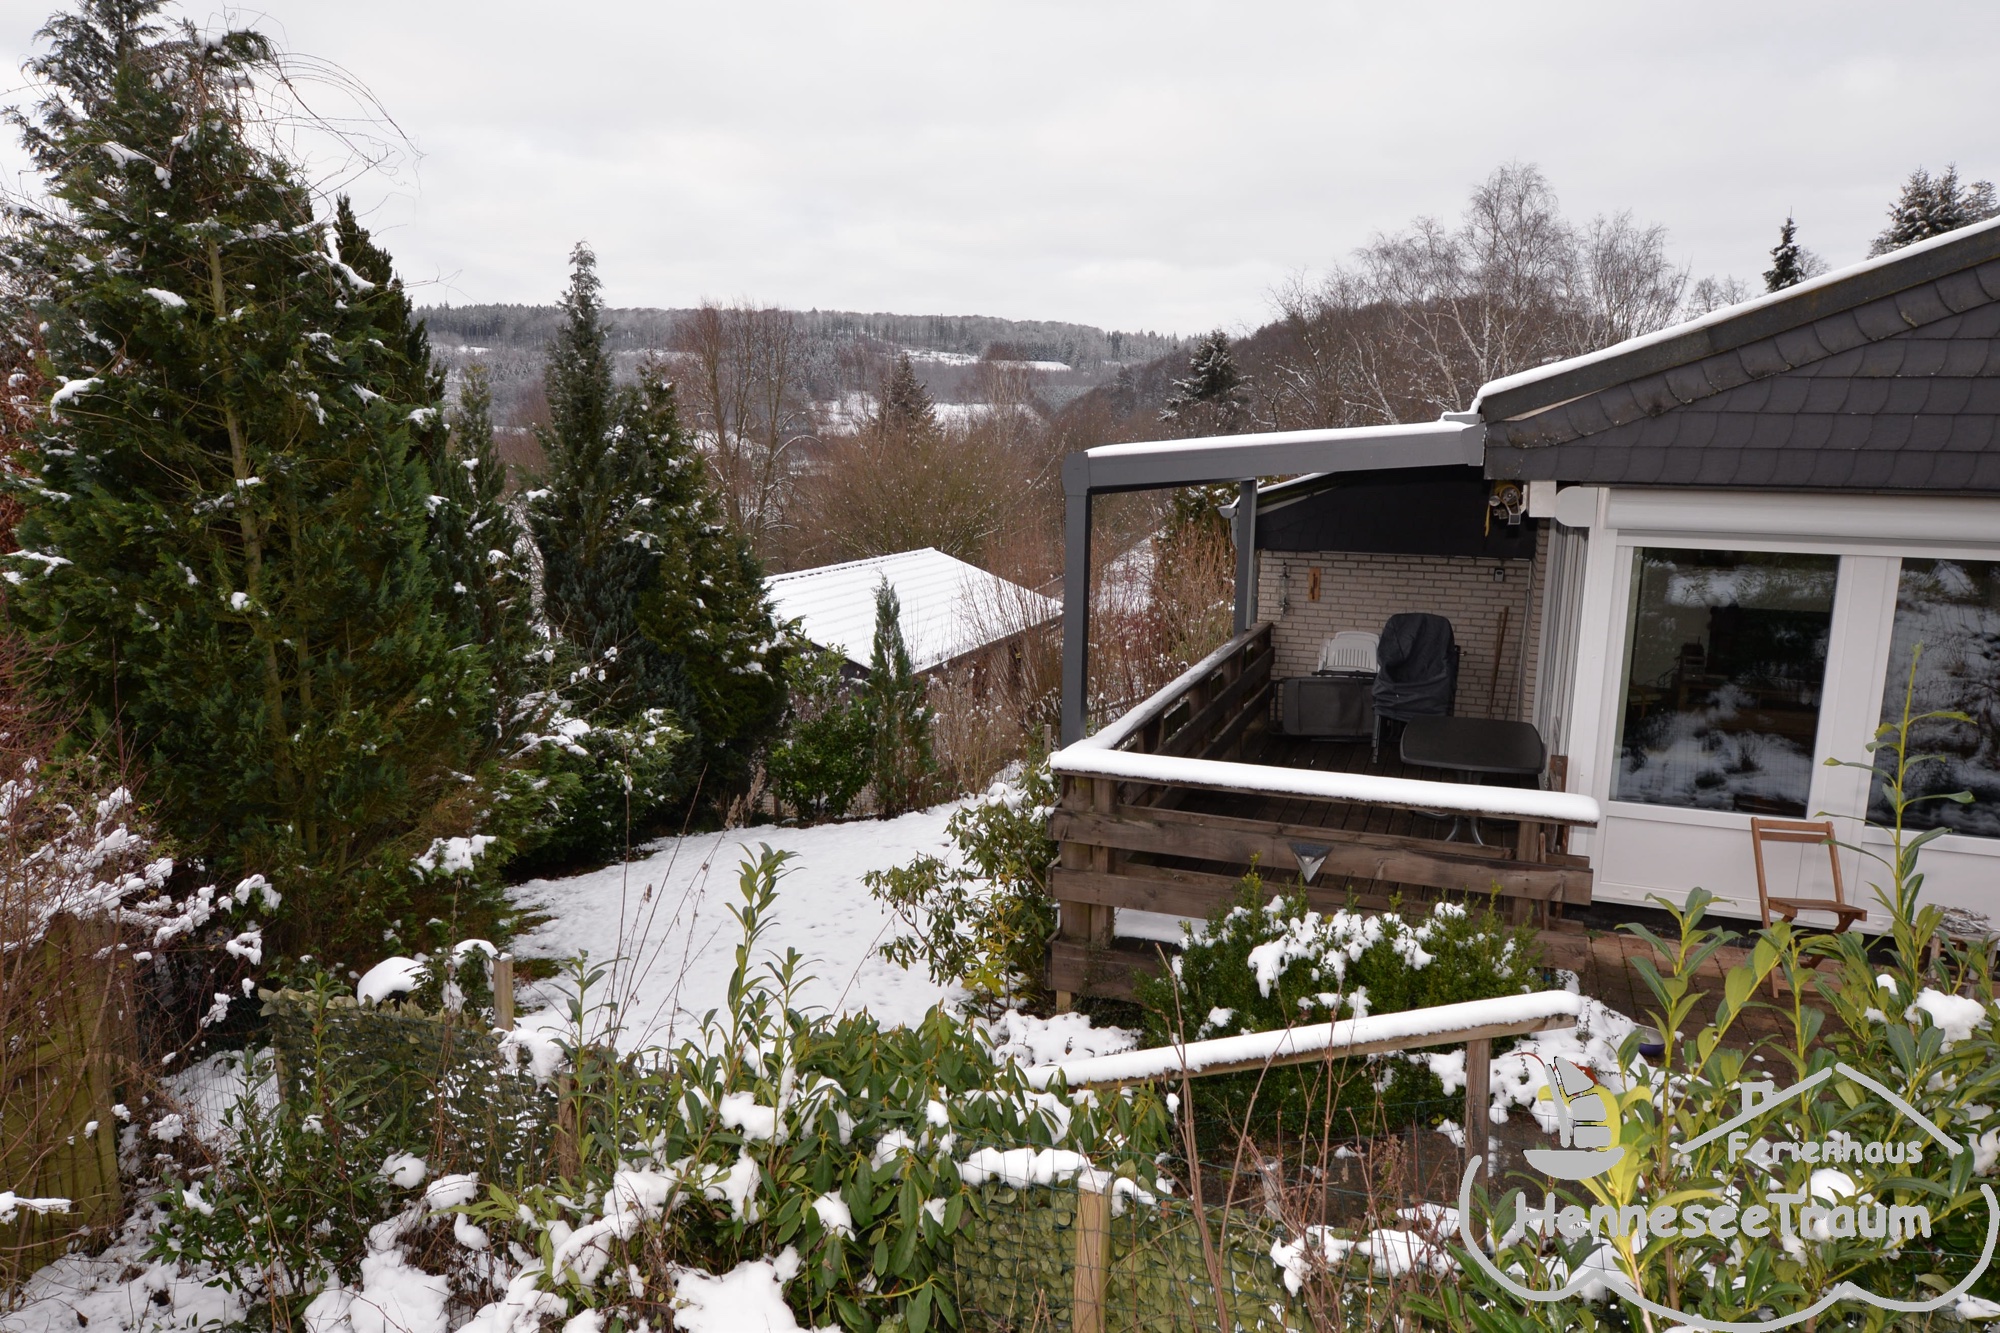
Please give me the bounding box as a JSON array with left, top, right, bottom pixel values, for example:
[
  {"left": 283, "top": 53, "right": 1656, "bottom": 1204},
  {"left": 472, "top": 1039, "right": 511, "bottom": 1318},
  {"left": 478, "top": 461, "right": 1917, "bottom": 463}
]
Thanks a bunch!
[{"left": 3, "top": 1, "right": 1998, "bottom": 336}]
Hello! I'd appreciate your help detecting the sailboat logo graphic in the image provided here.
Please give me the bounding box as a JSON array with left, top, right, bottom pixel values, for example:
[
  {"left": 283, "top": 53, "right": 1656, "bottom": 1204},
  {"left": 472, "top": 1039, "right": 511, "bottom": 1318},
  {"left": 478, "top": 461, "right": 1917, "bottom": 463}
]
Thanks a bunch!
[{"left": 1524, "top": 1057, "right": 1624, "bottom": 1181}]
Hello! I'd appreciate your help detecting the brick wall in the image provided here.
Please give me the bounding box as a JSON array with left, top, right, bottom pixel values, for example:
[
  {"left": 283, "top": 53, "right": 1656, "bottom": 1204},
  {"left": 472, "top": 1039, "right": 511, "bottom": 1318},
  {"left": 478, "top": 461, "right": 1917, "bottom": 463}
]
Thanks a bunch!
[{"left": 1255, "top": 529, "right": 1548, "bottom": 722}]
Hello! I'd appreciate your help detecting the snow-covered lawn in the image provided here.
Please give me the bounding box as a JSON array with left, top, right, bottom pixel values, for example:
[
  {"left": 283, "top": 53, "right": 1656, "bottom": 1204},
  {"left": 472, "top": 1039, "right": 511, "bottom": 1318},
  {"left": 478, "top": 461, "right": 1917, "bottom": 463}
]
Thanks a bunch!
[{"left": 504, "top": 803, "right": 973, "bottom": 1051}]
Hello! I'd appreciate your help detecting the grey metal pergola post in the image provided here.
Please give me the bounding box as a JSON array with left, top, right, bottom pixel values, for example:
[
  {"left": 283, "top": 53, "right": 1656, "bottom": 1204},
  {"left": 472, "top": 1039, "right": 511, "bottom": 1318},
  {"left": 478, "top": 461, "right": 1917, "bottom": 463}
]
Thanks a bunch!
[
  {"left": 1060, "top": 455, "right": 1093, "bottom": 746},
  {"left": 1232, "top": 478, "right": 1257, "bottom": 634}
]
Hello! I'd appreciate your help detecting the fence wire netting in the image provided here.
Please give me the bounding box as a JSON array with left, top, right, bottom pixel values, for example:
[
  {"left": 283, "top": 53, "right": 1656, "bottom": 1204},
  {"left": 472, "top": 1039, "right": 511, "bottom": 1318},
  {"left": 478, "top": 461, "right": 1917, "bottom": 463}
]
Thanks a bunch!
[
  {"left": 263, "top": 988, "right": 559, "bottom": 1188},
  {"left": 949, "top": 1093, "right": 1498, "bottom": 1333}
]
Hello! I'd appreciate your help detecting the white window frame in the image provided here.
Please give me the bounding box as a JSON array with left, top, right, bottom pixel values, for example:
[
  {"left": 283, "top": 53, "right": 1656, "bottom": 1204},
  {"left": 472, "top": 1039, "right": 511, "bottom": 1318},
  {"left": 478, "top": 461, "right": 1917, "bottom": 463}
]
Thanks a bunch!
[{"left": 1558, "top": 486, "right": 2000, "bottom": 917}]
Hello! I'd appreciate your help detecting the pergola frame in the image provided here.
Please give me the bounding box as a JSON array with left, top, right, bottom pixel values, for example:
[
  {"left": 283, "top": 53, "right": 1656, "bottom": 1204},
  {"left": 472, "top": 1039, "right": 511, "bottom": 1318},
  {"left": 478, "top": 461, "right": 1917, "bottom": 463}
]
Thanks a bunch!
[{"left": 1058, "top": 414, "right": 1484, "bottom": 744}]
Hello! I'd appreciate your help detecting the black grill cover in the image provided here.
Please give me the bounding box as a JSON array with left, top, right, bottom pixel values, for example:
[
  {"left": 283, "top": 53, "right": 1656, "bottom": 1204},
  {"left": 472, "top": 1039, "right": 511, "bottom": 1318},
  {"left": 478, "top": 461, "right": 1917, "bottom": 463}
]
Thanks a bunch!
[{"left": 1373, "top": 613, "right": 1457, "bottom": 721}]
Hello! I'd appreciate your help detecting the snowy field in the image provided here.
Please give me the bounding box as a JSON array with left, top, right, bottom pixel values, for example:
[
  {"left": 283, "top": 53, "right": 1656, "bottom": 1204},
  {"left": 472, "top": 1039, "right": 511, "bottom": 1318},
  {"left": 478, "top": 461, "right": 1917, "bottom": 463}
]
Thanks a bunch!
[{"left": 504, "top": 803, "right": 974, "bottom": 1050}]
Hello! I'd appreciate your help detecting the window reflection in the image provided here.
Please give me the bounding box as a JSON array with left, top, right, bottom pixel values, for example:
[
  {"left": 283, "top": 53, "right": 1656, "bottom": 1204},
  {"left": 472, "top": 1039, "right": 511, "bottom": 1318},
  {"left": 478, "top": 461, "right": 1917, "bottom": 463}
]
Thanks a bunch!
[
  {"left": 1871, "top": 559, "right": 2000, "bottom": 839},
  {"left": 1614, "top": 549, "right": 1838, "bottom": 817}
]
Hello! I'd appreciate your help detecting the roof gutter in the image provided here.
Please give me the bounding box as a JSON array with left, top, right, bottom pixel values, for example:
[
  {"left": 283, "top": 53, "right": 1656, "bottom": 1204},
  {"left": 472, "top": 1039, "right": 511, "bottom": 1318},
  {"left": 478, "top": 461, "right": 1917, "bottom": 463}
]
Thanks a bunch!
[{"left": 1062, "top": 413, "right": 1483, "bottom": 498}]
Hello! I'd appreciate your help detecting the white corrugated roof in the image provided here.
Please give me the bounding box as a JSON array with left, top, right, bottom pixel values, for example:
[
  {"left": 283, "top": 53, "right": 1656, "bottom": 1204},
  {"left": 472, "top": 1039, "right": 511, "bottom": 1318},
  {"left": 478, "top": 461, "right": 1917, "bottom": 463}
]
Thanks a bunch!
[{"left": 765, "top": 548, "right": 1062, "bottom": 673}]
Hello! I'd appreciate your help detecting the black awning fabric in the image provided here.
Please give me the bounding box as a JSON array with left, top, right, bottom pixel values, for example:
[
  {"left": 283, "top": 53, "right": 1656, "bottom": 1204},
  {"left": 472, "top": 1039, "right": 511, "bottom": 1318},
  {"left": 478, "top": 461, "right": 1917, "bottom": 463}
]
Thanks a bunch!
[{"left": 1254, "top": 465, "right": 1538, "bottom": 558}]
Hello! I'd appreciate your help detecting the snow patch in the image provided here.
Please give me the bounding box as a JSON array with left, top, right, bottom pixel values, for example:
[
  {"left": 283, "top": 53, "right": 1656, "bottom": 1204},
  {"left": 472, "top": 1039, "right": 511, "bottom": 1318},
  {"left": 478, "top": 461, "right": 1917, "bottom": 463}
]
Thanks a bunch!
[{"left": 668, "top": 1249, "right": 834, "bottom": 1333}]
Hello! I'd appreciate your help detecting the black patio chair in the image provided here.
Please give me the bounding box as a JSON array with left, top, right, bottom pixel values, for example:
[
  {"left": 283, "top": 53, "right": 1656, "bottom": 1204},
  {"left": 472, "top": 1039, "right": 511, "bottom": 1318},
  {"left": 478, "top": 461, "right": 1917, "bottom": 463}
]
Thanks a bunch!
[{"left": 1371, "top": 613, "right": 1460, "bottom": 762}]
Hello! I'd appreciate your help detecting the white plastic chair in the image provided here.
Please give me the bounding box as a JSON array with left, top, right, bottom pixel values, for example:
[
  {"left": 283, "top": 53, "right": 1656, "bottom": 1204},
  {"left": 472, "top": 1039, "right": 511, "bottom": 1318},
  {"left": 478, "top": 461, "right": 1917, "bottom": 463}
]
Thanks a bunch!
[{"left": 1316, "top": 631, "right": 1379, "bottom": 674}]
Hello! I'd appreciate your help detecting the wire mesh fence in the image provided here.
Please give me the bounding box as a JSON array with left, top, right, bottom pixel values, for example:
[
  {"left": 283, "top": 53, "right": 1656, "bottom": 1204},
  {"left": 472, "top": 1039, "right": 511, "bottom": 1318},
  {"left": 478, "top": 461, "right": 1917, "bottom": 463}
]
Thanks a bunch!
[
  {"left": 947, "top": 1091, "right": 1497, "bottom": 1333},
  {"left": 261, "top": 984, "right": 560, "bottom": 1189}
]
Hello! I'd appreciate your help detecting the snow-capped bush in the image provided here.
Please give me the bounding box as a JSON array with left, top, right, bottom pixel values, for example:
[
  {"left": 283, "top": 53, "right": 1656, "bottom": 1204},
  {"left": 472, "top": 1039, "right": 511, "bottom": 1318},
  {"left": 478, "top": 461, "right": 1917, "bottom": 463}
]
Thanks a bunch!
[{"left": 1134, "top": 876, "right": 1540, "bottom": 1136}]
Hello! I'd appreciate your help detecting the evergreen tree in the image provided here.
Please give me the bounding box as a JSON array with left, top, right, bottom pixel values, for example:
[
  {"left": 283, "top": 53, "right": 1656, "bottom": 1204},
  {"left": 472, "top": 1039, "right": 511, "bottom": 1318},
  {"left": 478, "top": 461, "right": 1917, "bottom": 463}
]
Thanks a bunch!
[
  {"left": 764, "top": 645, "right": 871, "bottom": 822},
  {"left": 1764, "top": 215, "right": 1810, "bottom": 291},
  {"left": 863, "top": 581, "right": 932, "bottom": 818},
  {"left": 1161, "top": 330, "right": 1251, "bottom": 436},
  {"left": 1870, "top": 165, "right": 2000, "bottom": 256},
  {"left": 528, "top": 245, "right": 682, "bottom": 720},
  {"left": 524, "top": 245, "right": 784, "bottom": 843},
  {"left": 2, "top": 1, "right": 489, "bottom": 957},
  {"left": 439, "top": 365, "right": 541, "bottom": 752},
  {"left": 876, "top": 353, "right": 938, "bottom": 442}
]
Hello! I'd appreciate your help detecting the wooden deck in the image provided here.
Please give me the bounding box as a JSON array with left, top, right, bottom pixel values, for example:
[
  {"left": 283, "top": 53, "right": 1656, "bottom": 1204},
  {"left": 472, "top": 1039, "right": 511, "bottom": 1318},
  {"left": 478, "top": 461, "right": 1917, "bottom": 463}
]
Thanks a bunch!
[{"left": 1047, "top": 623, "right": 1598, "bottom": 1002}]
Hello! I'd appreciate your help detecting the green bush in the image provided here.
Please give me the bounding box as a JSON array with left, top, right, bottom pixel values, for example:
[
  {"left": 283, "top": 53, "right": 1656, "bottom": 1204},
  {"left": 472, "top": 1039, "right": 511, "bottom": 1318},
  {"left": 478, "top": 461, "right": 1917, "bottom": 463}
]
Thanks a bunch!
[
  {"left": 868, "top": 759, "right": 1060, "bottom": 1002},
  {"left": 1134, "top": 877, "right": 1540, "bottom": 1137},
  {"left": 766, "top": 645, "right": 872, "bottom": 822},
  {"left": 505, "top": 707, "right": 687, "bottom": 874}
]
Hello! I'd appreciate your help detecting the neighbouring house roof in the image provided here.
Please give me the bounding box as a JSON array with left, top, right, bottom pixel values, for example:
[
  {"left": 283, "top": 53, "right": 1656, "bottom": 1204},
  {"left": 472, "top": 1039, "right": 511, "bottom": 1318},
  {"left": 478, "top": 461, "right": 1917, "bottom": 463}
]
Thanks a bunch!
[
  {"left": 765, "top": 548, "right": 1061, "bottom": 674},
  {"left": 1479, "top": 214, "right": 2000, "bottom": 493}
]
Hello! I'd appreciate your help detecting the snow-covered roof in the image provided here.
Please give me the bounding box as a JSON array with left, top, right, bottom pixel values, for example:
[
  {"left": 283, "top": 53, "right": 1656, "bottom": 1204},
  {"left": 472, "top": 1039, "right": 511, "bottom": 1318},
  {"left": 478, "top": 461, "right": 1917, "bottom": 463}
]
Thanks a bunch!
[{"left": 765, "top": 548, "right": 1060, "bottom": 673}]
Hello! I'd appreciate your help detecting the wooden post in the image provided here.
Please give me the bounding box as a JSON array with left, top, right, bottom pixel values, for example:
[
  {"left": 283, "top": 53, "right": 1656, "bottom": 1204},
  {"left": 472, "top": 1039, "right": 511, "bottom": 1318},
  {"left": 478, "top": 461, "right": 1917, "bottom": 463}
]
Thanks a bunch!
[
  {"left": 1072, "top": 1180, "right": 1111, "bottom": 1333},
  {"left": 493, "top": 953, "right": 515, "bottom": 1031},
  {"left": 1089, "top": 778, "right": 1115, "bottom": 946},
  {"left": 556, "top": 1072, "right": 581, "bottom": 1180},
  {"left": 1464, "top": 1037, "right": 1491, "bottom": 1184},
  {"left": 1055, "top": 775, "right": 1093, "bottom": 1010}
]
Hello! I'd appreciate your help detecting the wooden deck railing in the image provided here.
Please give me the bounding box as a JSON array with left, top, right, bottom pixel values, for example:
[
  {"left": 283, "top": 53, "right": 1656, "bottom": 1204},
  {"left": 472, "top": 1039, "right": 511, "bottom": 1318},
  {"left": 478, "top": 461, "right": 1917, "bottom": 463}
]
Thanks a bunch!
[{"left": 1045, "top": 623, "right": 1599, "bottom": 1002}]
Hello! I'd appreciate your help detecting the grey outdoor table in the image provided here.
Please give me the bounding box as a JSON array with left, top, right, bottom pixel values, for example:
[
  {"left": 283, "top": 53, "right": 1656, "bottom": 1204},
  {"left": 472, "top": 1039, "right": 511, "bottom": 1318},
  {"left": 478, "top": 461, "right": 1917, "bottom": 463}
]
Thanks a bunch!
[{"left": 1398, "top": 716, "right": 1547, "bottom": 843}]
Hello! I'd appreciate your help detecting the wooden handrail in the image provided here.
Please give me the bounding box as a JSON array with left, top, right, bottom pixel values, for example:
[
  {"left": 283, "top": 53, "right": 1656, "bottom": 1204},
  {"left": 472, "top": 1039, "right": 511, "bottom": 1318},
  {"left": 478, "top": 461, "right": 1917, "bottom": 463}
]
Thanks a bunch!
[{"left": 1078, "top": 621, "right": 1273, "bottom": 755}]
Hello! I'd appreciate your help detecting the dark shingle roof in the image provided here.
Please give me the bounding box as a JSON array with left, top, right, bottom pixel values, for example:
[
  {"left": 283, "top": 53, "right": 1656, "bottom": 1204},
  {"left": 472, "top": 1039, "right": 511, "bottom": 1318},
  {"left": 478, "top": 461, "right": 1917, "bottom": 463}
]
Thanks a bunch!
[{"left": 1479, "top": 218, "right": 2000, "bottom": 492}]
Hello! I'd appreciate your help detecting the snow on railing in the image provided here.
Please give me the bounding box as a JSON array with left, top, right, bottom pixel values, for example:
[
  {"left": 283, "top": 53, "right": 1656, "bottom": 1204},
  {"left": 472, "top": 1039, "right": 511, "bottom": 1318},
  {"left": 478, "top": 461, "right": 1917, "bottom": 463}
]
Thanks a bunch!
[
  {"left": 1049, "top": 746, "right": 1600, "bottom": 825},
  {"left": 1024, "top": 990, "right": 1583, "bottom": 1089}
]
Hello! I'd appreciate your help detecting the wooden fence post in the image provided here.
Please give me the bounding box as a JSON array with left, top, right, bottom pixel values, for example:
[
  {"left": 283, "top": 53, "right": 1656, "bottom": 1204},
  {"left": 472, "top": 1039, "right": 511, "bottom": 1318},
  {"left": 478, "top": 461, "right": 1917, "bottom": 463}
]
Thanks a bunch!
[
  {"left": 556, "top": 1072, "right": 580, "bottom": 1181},
  {"left": 1464, "top": 1037, "right": 1491, "bottom": 1184},
  {"left": 1054, "top": 774, "right": 1093, "bottom": 1011},
  {"left": 493, "top": 953, "right": 515, "bottom": 1032},
  {"left": 1072, "top": 1179, "right": 1111, "bottom": 1333},
  {"left": 1089, "top": 778, "right": 1115, "bottom": 947}
]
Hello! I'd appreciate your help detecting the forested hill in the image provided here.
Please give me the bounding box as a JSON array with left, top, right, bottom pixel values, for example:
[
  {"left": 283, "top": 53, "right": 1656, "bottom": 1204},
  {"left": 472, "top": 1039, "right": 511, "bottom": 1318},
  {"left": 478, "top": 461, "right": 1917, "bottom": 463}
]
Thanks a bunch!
[
  {"left": 417, "top": 303, "right": 1182, "bottom": 426},
  {"left": 421, "top": 305, "right": 1178, "bottom": 367}
]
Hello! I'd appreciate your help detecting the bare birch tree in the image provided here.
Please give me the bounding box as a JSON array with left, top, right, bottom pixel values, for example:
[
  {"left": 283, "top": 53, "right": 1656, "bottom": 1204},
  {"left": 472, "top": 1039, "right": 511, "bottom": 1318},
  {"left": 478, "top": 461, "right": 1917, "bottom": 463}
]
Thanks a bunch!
[
  {"left": 1269, "top": 163, "right": 1697, "bottom": 426},
  {"left": 676, "top": 300, "right": 812, "bottom": 554}
]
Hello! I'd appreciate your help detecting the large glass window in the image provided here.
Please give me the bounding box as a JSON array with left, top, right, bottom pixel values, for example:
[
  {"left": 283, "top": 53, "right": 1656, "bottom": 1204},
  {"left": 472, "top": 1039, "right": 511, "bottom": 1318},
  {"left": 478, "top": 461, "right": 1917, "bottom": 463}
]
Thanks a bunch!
[
  {"left": 1870, "top": 559, "right": 2000, "bottom": 838},
  {"left": 1613, "top": 548, "right": 1838, "bottom": 817}
]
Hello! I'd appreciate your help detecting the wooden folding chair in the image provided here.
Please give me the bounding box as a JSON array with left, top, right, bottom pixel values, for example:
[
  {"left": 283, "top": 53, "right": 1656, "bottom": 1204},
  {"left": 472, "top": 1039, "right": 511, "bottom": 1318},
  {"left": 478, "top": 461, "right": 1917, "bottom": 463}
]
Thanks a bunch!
[{"left": 1750, "top": 817, "right": 1866, "bottom": 996}]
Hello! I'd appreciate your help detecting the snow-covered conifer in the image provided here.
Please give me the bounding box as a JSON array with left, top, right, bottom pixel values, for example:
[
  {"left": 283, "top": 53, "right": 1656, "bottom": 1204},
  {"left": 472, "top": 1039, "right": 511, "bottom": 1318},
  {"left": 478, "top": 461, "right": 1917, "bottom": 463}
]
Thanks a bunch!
[
  {"left": 2, "top": 1, "right": 491, "bottom": 958},
  {"left": 1762, "top": 215, "right": 1819, "bottom": 292},
  {"left": 863, "top": 581, "right": 932, "bottom": 817},
  {"left": 1870, "top": 165, "right": 2000, "bottom": 256},
  {"left": 525, "top": 245, "right": 783, "bottom": 847},
  {"left": 1161, "top": 330, "right": 1251, "bottom": 435}
]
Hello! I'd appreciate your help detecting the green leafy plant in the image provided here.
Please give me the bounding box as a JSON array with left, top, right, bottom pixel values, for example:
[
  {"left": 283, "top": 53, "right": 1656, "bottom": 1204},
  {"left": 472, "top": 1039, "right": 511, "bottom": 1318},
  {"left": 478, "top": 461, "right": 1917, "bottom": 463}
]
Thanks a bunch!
[
  {"left": 505, "top": 707, "right": 688, "bottom": 874},
  {"left": 153, "top": 848, "right": 1171, "bottom": 1332},
  {"left": 1415, "top": 649, "right": 2000, "bottom": 1330},
  {"left": 451, "top": 847, "right": 1168, "bottom": 1331},
  {"left": 868, "top": 760, "right": 1060, "bottom": 1002}
]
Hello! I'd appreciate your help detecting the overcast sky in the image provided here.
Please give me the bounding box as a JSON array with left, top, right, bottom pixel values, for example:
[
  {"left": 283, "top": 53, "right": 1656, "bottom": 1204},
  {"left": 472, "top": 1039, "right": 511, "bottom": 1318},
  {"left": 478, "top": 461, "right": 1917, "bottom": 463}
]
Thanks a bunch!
[{"left": 3, "top": 1, "right": 1998, "bottom": 336}]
